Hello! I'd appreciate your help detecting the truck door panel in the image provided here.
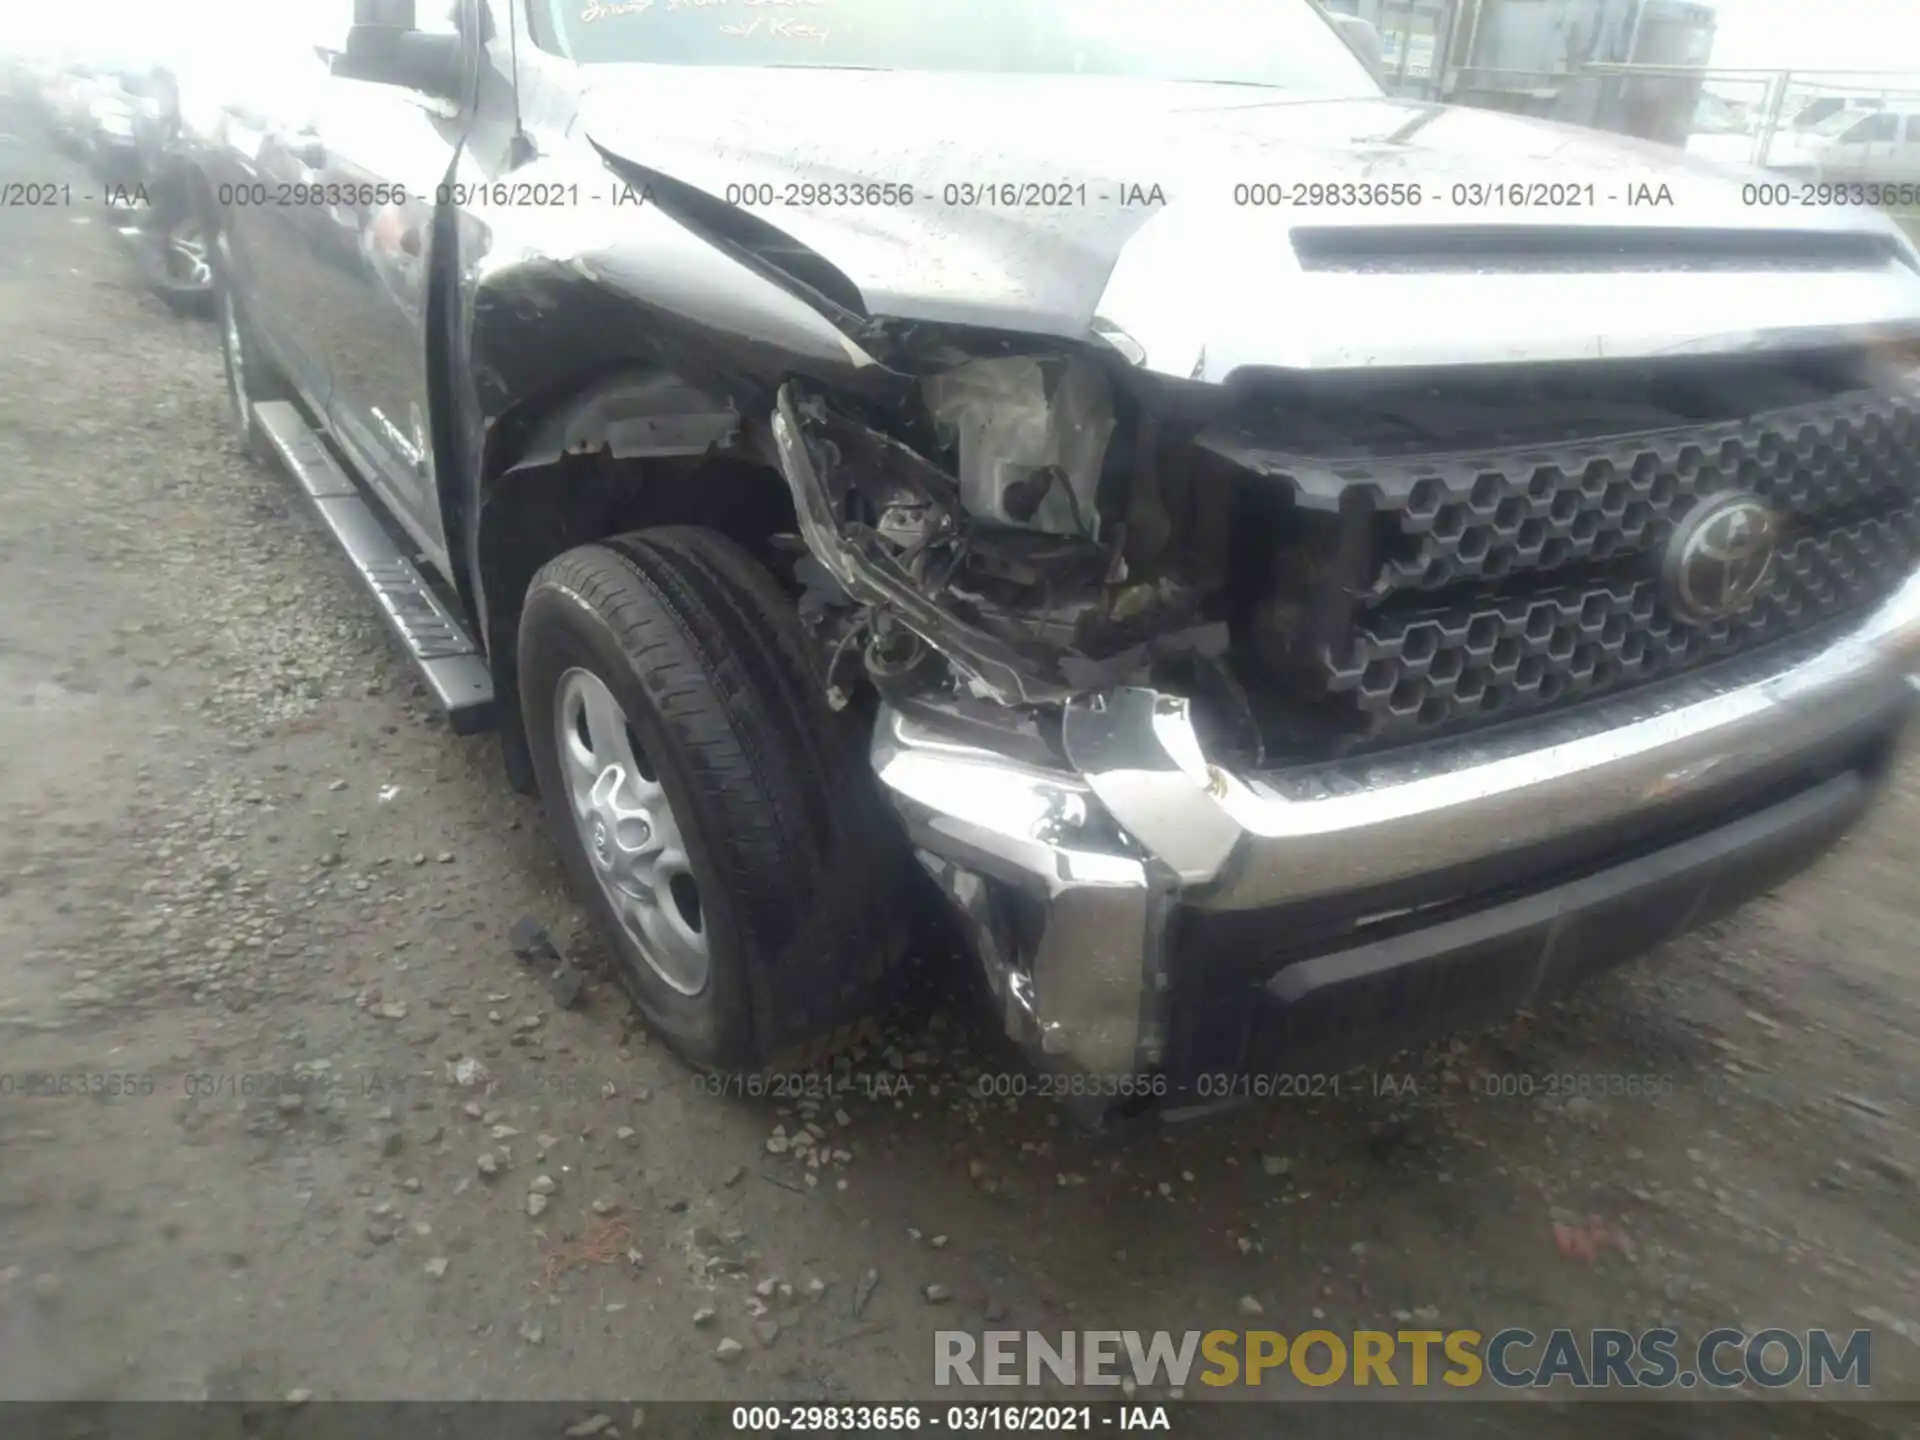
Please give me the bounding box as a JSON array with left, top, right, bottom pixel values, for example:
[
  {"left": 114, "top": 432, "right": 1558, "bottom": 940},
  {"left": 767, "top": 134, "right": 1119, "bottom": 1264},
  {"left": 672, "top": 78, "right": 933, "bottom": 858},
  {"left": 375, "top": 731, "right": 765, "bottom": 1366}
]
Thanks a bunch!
[
  {"left": 298, "top": 5, "right": 478, "bottom": 579},
  {"left": 217, "top": 47, "right": 335, "bottom": 408}
]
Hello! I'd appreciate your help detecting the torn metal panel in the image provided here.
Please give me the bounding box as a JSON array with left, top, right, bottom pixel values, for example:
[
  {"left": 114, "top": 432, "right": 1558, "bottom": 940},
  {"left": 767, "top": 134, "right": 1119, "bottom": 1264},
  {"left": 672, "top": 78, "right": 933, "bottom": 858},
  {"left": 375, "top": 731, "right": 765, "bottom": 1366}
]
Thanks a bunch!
[{"left": 506, "top": 371, "right": 741, "bottom": 472}]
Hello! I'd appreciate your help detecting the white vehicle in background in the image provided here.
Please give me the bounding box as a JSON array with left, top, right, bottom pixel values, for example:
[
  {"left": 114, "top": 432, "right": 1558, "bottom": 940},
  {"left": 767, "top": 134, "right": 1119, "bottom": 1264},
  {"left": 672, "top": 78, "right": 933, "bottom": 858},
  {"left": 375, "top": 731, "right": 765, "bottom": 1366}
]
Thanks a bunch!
[
  {"left": 1766, "top": 104, "right": 1892, "bottom": 176},
  {"left": 1788, "top": 97, "right": 1883, "bottom": 132},
  {"left": 1691, "top": 100, "right": 1900, "bottom": 177},
  {"left": 1817, "top": 109, "right": 1920, "bottom": 186},
  {"left": 1684, "top": 93, "right": 1761, "bottom": 169}
]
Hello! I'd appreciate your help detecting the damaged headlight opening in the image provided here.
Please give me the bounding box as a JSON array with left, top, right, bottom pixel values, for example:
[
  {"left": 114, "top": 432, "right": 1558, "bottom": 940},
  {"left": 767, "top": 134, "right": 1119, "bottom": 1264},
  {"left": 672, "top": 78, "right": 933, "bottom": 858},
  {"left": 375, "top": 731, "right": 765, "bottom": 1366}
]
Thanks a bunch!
[
  {"left": 771, "top": 348, "right": 1261, "bottom": 763},
  {"left": 921, "top": 354, "right": 1115, "bottom": 540}
]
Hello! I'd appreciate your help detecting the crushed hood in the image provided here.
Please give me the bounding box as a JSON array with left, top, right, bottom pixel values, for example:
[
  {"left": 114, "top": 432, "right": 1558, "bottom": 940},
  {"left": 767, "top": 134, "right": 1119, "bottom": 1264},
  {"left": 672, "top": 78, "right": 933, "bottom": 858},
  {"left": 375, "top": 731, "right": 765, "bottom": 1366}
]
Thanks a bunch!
[{"left": 579, "top": 69, "right": 1920, "bottom": 375}]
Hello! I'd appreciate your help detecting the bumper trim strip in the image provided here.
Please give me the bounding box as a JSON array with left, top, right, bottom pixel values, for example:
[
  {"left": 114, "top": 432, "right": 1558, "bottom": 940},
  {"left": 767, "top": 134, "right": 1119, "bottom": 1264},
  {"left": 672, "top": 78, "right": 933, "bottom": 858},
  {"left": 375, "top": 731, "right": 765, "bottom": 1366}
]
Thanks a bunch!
[{"left": 1063, "top": 571, "right": 1920, "bottom": 911}]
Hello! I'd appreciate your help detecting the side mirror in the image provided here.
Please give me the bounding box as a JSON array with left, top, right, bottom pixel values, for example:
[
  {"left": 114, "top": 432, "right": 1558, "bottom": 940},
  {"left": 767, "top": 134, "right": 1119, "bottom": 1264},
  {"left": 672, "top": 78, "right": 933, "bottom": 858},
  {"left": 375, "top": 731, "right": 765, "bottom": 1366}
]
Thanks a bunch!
[
  {"left": 1330, "top": 14, "right": 1387, "bottom": 84},
  {"left": 331, "top": 26, "right": 463, "bottom": 99},
  {"left": 356, "top": 0, "right": 416, "bottom": 23},
  {"left": 333, "top": 1, "right": 461, "bottom": 99}
]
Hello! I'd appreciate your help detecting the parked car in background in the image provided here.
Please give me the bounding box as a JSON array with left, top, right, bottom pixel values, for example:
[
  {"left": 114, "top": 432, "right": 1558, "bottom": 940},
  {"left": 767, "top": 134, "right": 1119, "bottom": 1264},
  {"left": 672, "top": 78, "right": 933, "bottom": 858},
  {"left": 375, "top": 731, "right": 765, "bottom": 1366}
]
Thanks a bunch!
[
  {"left": 109, "top": 57, "right": 226, "bottom": 313},
  {"left": 196, "top": 0, "right": 1920, "bottom": 1124},
  {"left": 38, "top": 59, "right": 102, "bottom": 153},
  {"left": 1683, "top": 90, "right": 1760, "bottom": 168},
  {"left": 1767, "top": 104, "right": 1896, "bottom": 176},
  {"left": 81, "top": 64, "right": 160, "bottom": 192},
  {"left": 1695, "top": 92, "right": 1756, "bottom": 133},
  {"left": 28, "top": 54, "right": 156, "bottom": 186},
  {"left": 1788, "top": 96, "right": 1884, "bottom": 132},
  {"left": 1817, "top": 109, "right": 1920, "bottom": 187}
]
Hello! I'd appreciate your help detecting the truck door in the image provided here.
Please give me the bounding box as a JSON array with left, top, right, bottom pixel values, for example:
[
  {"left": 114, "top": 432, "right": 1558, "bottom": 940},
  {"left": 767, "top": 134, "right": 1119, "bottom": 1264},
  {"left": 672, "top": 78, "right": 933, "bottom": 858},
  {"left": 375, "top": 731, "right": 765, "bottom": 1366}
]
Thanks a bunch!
[
  {"left": 215, "top": 36, "right": 335, "bottom": 409},
  {"left": 295, "top": 0, "right": 483, "bottom": 580}
]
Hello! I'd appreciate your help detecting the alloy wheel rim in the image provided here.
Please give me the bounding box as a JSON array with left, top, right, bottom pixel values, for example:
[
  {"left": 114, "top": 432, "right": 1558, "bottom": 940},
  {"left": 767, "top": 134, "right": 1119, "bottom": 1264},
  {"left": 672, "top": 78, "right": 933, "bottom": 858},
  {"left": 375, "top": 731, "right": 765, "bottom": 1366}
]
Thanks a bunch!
[
  {"left": 168, "top": 222, "right": 210, "bottom": 288},
  {"left": 554, "top": 667, "right": 709, "bottom": 995}
]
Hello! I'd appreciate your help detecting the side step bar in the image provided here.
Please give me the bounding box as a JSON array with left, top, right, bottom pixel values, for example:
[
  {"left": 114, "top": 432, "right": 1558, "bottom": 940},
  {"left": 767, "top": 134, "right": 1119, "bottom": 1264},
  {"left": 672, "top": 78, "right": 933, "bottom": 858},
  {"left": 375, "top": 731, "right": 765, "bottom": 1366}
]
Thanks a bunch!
[{"left": 253, "top": 400, "right": 495, "bottom": 734}]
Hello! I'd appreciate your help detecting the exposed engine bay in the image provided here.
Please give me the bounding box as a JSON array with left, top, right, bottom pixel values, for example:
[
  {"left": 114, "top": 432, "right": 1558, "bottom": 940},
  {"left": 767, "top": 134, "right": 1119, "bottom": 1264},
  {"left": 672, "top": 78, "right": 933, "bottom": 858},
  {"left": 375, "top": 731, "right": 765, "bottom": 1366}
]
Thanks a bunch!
[
  {"left": 770, "top": 361, "right": 1264, "bottom": 759},
  {"left": 769, "top": 339, "right": 1920, "bottom": 768}
]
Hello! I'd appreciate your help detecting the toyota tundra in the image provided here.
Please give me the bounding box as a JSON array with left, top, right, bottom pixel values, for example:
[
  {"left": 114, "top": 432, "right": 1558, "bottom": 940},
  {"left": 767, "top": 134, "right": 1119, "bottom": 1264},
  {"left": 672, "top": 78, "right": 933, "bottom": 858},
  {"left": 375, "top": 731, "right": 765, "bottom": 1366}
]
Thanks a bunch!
[{"left": 197, "top": 0, "right": 1920, "bottom": 1120}]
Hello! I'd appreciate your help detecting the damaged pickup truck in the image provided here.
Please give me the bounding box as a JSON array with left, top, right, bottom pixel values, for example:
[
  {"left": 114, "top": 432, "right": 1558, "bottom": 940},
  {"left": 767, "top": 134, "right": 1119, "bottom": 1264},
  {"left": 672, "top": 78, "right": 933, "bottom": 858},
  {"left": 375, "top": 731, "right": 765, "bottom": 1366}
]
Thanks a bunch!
[{"left": 201, "top": 0, "right": 1920, "bottom": 1119}]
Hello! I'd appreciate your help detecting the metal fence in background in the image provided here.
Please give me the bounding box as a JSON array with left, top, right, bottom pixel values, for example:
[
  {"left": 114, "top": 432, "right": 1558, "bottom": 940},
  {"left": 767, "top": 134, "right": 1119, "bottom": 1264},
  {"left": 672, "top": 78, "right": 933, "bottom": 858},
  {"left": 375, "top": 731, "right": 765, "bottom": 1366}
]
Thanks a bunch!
[
  {"left": 1361, "top": 52, "right": 1920, "bottom": 237},
  {"left": 1573, "top": 65, "right": 1920, "bottom": 238},
  {"left": 1575, "top": 65, "right": 1920, "bottom": 168}
]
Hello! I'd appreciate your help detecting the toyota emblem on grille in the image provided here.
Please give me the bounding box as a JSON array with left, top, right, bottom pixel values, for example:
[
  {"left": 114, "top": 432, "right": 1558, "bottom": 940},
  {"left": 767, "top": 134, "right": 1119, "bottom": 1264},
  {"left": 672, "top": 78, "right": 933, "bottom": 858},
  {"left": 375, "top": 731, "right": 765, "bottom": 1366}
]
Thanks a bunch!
[{"left": 1662, "top": 492, "right": 1779, "bottom": 623}]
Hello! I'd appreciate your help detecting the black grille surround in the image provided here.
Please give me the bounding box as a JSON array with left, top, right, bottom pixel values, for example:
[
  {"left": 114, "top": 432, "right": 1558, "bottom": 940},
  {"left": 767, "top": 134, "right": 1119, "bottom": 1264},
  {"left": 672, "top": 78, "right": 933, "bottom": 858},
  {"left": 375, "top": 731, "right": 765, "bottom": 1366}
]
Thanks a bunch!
[{"left": 1232, "top": 375, "right": 1920, "bottom": 750}]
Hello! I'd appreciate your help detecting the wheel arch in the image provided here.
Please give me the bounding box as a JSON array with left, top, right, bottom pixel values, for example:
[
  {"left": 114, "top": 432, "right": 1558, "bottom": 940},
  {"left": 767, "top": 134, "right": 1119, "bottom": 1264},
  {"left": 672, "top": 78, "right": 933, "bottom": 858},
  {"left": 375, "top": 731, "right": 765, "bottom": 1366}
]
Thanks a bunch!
[
  {"left": 468, "top": 364, "right": 800, "bottom": 793},
  {"left": 451, "top": 235, "right": 891, "bottom": 790}
]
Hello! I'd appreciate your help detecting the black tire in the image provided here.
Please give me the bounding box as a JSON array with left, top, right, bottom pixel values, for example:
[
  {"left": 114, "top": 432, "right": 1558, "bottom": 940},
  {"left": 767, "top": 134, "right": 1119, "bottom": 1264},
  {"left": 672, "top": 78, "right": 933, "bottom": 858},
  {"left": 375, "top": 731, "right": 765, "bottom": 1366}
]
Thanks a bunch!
[
  {"left": 519, "top": 526, "right": 910, "bottom": 1072},
  {"left": 214, "top": 258, "right": 289, "bottom": 464},
  {"left": 161, "top": 281, "right": 216, "bottom": 320}
]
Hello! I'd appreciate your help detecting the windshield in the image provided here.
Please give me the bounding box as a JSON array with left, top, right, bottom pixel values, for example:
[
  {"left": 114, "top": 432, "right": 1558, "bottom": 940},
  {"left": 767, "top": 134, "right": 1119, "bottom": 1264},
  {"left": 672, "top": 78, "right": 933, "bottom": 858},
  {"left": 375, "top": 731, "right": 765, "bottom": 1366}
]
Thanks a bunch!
[
  {"left": 534, "top": 0, "right": 1379, "bottom": 93},
  {"left": 1807, "top": 108, "right": 1874, "bottom": 136}
]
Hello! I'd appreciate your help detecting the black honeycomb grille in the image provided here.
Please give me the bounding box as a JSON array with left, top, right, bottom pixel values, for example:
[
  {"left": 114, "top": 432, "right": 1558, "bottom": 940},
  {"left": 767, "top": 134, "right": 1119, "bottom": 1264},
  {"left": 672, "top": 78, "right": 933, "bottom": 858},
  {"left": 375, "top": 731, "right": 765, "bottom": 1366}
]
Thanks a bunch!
[
  {"left": 1329, "top": 505, "right": 1920, "bottom": 733},
  {"left": 1308, "top": 381, "right": 1920, "bottom": 747}
]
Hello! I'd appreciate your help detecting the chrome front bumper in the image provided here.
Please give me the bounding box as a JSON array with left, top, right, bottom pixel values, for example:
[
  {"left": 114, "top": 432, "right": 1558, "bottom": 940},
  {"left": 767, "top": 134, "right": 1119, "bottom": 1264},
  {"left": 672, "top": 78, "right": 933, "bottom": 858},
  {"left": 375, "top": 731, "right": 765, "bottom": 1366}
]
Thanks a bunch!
[{"left": 874, "top": 570, "right": 1920, "bottom": 1081}]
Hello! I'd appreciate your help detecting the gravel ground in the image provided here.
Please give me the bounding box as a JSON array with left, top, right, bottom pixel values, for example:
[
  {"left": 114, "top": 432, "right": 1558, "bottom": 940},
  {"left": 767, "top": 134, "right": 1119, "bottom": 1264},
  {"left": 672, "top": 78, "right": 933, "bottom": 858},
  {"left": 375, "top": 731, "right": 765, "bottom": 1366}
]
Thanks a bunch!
[{"left": 1, "top": 99, "right": 1918, "bottom": 1433}]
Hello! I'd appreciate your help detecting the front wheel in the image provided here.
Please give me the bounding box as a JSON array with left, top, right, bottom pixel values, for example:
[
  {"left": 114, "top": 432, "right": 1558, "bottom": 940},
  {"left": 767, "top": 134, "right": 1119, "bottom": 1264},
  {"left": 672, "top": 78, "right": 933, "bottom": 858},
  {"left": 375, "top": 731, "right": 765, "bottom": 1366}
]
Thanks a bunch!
[
  {"left": 518, "top": 527, "right": 909, "bottom": 1072},
  {"left": 156, "top": 214, "right": 214, "bottom": 316}
]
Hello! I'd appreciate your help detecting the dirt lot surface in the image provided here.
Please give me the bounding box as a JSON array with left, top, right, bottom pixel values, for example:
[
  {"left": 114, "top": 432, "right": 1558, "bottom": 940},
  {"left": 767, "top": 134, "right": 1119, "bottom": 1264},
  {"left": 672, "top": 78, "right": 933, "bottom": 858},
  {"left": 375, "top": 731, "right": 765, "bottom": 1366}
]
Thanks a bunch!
[{"left": 1, "top": 100, "right": 1918, "bottom": 1436}]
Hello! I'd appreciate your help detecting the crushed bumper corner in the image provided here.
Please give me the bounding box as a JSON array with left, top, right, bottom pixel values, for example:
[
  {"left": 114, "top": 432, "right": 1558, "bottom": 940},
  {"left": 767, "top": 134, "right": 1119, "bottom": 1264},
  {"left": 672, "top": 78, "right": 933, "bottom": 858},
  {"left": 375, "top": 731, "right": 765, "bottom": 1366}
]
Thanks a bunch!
[{"left": 870, "top": 706, "right": 1176, "bottom": 1080}]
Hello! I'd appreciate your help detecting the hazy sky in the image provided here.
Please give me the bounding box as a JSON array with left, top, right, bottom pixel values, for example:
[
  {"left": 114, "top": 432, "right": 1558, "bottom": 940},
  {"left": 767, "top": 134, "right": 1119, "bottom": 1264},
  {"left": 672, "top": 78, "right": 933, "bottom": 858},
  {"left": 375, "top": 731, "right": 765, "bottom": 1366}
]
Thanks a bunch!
[
  {"left": 11, "top": 0, "right": 1918, "bottom": 78},
  {"left": 1709, "top": 0, "right": 1919, "bottom": 71}
]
